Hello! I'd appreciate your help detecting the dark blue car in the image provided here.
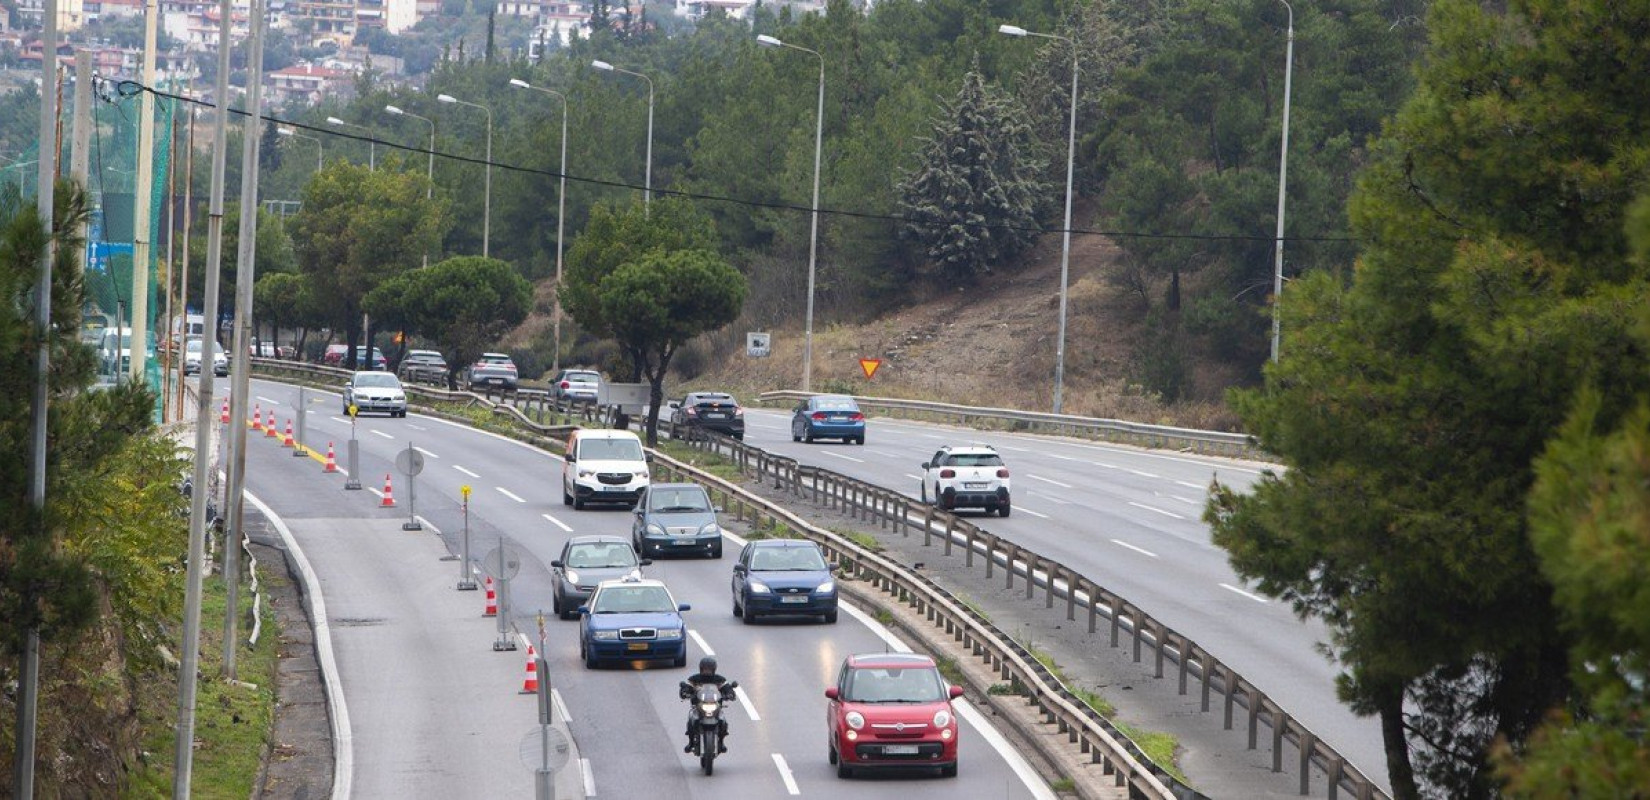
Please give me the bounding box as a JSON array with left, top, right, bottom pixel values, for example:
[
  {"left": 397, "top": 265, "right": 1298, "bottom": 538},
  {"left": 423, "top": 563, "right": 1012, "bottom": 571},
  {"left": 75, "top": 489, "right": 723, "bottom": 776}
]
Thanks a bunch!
[
  {"left": 790, "top": 394, "right": 866, "bottom": 445},
  {"left": 578, "top": 578, "right": 690, "bottom": 669},
  {"left": 732, "top": 540, "right": 838, "bottom": 624}
]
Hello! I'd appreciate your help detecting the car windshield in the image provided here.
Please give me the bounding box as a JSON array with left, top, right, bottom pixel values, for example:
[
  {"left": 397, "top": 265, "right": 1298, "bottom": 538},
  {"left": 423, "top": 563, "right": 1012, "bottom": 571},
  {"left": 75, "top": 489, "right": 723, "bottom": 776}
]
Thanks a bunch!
[
  {"left": 566, "top": 544, "right": 637, "bottom": 569},
  {"left": 580, "top": 438, "right": 644, "bottom": 461},
  {"left": 948, "top": 453, "right": 1004, "bottom": 467},
  {"left": 751, "top": 547, "right": 827, "bottom": 571},
  {"left": 591, "top": 585, "right": 673, "bottom": 614},
  {"left": 649, "top": 489, "right": 710, "bottom": 513},
  {"left": 844, "top": 667, "right": 947, "bottom": 703},
  {"left": 354, "top": 373, "right": 400, "bottom": 388},
  {"left": 813, "top": 397, "right": 857, "bottom": 411}
]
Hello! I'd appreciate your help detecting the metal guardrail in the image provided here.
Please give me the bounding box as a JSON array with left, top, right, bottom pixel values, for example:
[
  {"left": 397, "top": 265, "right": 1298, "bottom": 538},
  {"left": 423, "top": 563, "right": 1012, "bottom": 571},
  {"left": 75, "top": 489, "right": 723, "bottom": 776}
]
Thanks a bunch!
[
  {"left": 757, "top": 390, "right": 1264, "bottom": 460},
  {"left": 663, "top": 424, "right": 1385, "bottom": 800}
]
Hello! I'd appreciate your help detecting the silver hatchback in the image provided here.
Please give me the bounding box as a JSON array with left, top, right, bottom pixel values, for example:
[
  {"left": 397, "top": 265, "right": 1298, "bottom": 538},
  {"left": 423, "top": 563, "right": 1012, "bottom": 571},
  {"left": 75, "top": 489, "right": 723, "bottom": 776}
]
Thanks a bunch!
[{"left": 632, "top": 483, "right": 724, "bottom": 560}]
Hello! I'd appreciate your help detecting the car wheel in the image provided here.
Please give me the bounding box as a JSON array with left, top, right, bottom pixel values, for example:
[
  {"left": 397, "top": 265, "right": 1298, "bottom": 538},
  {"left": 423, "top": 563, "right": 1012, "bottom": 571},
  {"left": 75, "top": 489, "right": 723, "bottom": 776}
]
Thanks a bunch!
[
  {"left": 742, "top": 606, "right": 757, "bottom": 625},
  {"left": 573, "top": 494, "right": 586, "bottom": 510},
  {"left": 823, "top": 609, "right": 838, "bottom": 624},
  {"left": 563, "top": 484, "right": 572, "bottom": 505},
  {"left": 732, "top": 596, "right": 742, "bottom": 618},
  {"left": 837, "top": 759, "right": 853, "bottom": 779},
  {"left": 552, "top": 592, "right": 561, "bottom": 616},
  {"left": 940, "top": 762, "right": 958, "bottom": 778},
  {"left": 673, "top": 650, "right": 687, "bottom": 668},
  {"left": 582, "top": 642, "right": 598, "bottom": 670},
  {"left": 734, "top": 433, "right": 744, "bottom": 441},
  {"left": 710, "top": 544, "right": 722, "bottom": 560},
  {"left": 828, "top": 743, "right": 838, "bottom": 765},
  {"left": 855, "top": 437, "right": 865, "bottom": 445},
  {"left": 792, "top": 429, "right": 801, "bottom": 442},
  {"left": 999, "top": 503, "right": 1012, "bottom": 518}
]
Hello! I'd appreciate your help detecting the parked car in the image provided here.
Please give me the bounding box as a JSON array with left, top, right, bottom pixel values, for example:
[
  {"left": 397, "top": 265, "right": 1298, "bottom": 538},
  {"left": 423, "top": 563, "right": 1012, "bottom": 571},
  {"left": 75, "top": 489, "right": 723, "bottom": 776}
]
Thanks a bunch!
[
  {"left": 632, "top": 483, "right": 723, "bottom": 559},
  {"left": 466, "top": 352, "right": 519, "bottom": 391},
  {"left": 826, "top": 653, "right": 963, "bottom": 778},
  {"left": 551, "top": 368, "right": 601, "bottom": 407},
  {"left": 98, "top": 327, "right": 156, "bottom": 378},
  {"left": 577, "top": 577, "right": 690, "bottom": 669},
  {"left": 551, "top": 536, "right": 648, "bottom": 619},
  {"left": 183, "top": 338, "right": 229, "bottom": 377},
  {"left": 669, "top": 392, "right": 745, "bottom": 440},
  {"left": 732, "top": 539, "right": 837, "bottom": 624},
  {"left": 321, "top": 345, "right": 385, "bottom": 370},
  {"left": 791, "top": 394, "right": 866, "bottom": 445},
  {"left": 342, "top": 371, "right": 408, "bottom": 417},
  {"left": 562, "top": 429, "right": 649, "bottom": 509},
  {"left": 398, "top": 349, "right": 449, "bottom": 385},
  {"left": 920, "top": 444, "right": 1011, "bottom": 516},
  {"left": 251, "top": 341, "right": 294, "bottom": 359}
]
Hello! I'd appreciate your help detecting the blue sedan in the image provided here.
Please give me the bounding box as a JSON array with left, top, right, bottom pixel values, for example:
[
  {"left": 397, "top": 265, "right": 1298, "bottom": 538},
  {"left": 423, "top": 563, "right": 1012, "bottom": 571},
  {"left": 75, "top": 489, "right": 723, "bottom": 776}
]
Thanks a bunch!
[
  {"left": 790, "top": 394, "right": 866, "bottom": 445},
  {"left": 732, "top": 539, "right": 838, "bottom": 624},
  {"left": 578, "top": 578, "right": 691, "bottom": 669}
]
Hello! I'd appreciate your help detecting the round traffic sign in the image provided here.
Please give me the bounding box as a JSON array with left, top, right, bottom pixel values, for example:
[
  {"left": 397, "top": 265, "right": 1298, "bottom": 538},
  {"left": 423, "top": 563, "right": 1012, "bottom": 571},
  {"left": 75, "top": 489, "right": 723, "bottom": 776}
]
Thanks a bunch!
[
  {"left": 519, "top": 725, "right": 571, "bottom": 772},
  {"left": 395, "top": 446, "right": 425, "bottom": 477},
  {"left": 482, "top": 545, "right": 522, "bottom": 581}
]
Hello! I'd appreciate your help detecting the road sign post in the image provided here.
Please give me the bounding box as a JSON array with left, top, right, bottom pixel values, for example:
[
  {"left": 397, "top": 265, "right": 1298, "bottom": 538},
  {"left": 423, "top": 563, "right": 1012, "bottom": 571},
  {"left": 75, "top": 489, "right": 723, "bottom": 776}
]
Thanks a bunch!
[
  {"left": 344, "top": 404, "right": 362, "bottom": 489},
  {"left": 456, "top": 485, "right": 477, "bottom": 590},
  {"left": 292, "top": 386, "right": 307, "bottom": 457},
  {"left": 397, "top": 443, "right": 425, "bottom": 531},
  {"left": 486, "top": 544, "right": 522, "bottom": 651}
]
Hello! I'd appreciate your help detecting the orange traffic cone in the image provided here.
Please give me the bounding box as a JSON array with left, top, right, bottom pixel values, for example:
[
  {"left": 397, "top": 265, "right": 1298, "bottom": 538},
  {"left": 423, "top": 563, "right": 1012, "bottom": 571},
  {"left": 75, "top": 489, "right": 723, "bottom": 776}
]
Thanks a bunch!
[
  {"left": 220, "top": 398, "right": 229, "bottom": 424},
  {"left": 265, "top": 409, "right": 279, "bottom": 438},
  {"left": 520, "top": 644, "right": 539, "bottom": 694},
  {"left": 380, "top": 474, "right": 396, "bottom": 507},
  {"left": 483, "top": 577, "right": 497, "bottom": 617},
  {"left": 323, "top": 442, "right": 338, "bottom": 473},
  {"left": 251, "top": 403, "right": 262, "bottom": 432},
  {"left": 282, "top": 418, "right": 296, "bottom": 448}
]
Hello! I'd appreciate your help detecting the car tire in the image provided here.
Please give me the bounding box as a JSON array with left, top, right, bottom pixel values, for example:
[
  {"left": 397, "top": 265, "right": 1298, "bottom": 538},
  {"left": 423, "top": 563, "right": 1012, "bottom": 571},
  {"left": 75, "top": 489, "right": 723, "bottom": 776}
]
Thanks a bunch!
[
  {"left": 742, "top": 606, "right": 756, "bottom": 625},
  {"left": 734, "top": 433, "right": 744, "bottom": 441},
  {"left": 854, "top": 437, "right": 865, "bottom": 445},
  {"left": 823, "top": 609, "right": 838, "bottom": 624},
  {"left": 837, "top": 760, "right": 853, "bottom": 779},
  {"left": 732, "top": 597, "right": 742, "bottom": 618},
  {"left": 582, "top": 642, "right": 598, "bottom": 670},
  {"left": 673, "top": 651, "right": 687, "bottom": 668},
  {"left": 999, "top": 503, "right": 1012, "bottom": 518},
  {"left": 792, "top": 430, "right": 801, "bottom": 442},
  {"left": 563, "top": 487, "right": 572, "bottom": 506},
  {"left": 940, "top": 762, "right": 958, "bottom": 778},
  {"left": 711, "top": 544, "right": 722, "bottom": 559},
  {"left": 828, "top": 743, "right": 838, "bottom": 765},
  {"left": 573, "top": 494, "right": 586, "bottom": 510},
  {"left": 552, "top": 592, "right": 561, "bottom": 616}
]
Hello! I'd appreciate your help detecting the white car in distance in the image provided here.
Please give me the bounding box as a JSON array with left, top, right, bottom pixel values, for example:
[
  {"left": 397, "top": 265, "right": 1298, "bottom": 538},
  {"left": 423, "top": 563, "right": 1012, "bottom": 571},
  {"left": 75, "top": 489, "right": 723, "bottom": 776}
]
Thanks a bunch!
[{"left": 920, "top": 444, "right": 1012, "bottom": 517}]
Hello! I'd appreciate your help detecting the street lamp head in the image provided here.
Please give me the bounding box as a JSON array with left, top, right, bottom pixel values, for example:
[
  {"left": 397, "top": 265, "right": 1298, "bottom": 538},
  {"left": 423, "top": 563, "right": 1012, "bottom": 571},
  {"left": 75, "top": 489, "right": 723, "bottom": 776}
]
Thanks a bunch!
[
  {"left": 998, "top": 24, "right": 1028, "bottom": 36},
  {"left": 591, "top": 60, "right": 614, "bottom": 72},
  {"left": 326, "top": 116, "right": 346, "bottom": 126},
  {"left": 437, "top": 93, "right": 458, "bottom": 103},
  {"left": 385, "top": 104, "right": 405, "bottom": 115},
  {"left": 509, "top": 78, "right": 531, "bottom": 89},
  {"left": 276, "top": 127, "right": 295, "bottom": 136},
  {"left": 756, "top": 34, "right": 783, "bottom": 47}
]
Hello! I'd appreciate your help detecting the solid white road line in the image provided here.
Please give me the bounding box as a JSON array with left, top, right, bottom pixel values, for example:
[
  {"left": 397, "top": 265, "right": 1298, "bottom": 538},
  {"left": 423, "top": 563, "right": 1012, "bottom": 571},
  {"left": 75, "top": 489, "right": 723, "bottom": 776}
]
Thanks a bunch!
[
  {"left": 415, "top": 516, "right": 439, "bottom": 535},
  {"left": 330, "top": 417, "right": 351, "bottom": 424},
  {"left": 1220, "top": 583, "right": 1269, "bottom": 603},
  {"left": 997, "top": 445, "right": 1031, "bottom": 453},
  {"left": 688, "top": 629, "right": 714, "bottom": 657},
  {"left": 772, "top": 754, "right": 800, "bottom": 795},
  {"left": 740, "top": 693, "right": 761, "bottom": 722},
  {"left": 551, "top": 688, "right": 572, "bottom": 724},
  {"left": 1047, "top": 453, "right": 1080, "bottom": 461},
  {"left": 367, "top": 487, "right": 384, "bottom": 499},
  {"left": 497, "top": 487, "right": 526, "bottom": 503},
  {"left": 370, "top": 429, "right": 394, "bottom": 440},
  {"left": 903, "top": 473, "right": 923, "bottom": 482},
  {"left": 256, "top": 395, "right": 283, "bottom": 406},
  {"left": 407, "top": 423, "right": 428, "bottom": 431},
  {"left": 1111, "top": 539, "right": 1159, "bottom": 558},
  {"left": 1126, "top": 501, "right": 1184, "bottom": 520},
  {"left": 1159, "top": 492, "right": 1202, "bottom": 505},
  {"left": 1027, "top": 474, "right": 1072, "bottom": 488},
  {"left": 453, "top": 465, "right": 480, "bottom": 478},
  {"left": 822, "top": 451, "right": 865, "bottom": 464},
  {"left": 1176, "top": 480, "right": 1205, "bottom": 490},
  {"left": 1126, "top": 468, "right": 1160, "bottom": 478},
  {"left": 1016, "top": 506, "right": 1050, "bottom": 519},
  {"left": 542, "top": 513, "right": 573, "bottom": 533},
  {"left": 869, "top": 450, "right": 902, "bottom": 459},
  {"left": 580, "top": 758, "right": 595, "bottom": 798},
  {"left": 413, "top": 446, "right": 439, "bottom": 459}
]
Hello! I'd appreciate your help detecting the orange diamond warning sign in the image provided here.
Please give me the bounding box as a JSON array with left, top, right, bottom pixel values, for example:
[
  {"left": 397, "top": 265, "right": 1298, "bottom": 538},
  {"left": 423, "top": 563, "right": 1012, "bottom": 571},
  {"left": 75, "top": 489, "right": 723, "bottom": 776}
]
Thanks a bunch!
[{"left": 859, "top": 358, "right": 883, "bottom": 379}]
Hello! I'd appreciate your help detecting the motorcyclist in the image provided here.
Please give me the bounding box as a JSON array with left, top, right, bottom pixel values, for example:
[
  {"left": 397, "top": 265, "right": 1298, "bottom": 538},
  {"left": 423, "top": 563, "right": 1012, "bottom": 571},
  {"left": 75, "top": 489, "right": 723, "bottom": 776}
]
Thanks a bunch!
[{"left": 681, "top": 656, "right": 735, "bottom": 754}]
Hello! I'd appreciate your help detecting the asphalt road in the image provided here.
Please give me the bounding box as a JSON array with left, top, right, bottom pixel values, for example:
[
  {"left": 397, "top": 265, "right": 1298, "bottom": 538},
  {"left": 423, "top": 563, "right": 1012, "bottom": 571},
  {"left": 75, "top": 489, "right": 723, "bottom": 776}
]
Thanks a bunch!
[
  {"left": 237, "top": 379, "right": 1057, "bottom": 800},
  {"left": 740, "top": 407, "right": 1390, "bottom": 793}
]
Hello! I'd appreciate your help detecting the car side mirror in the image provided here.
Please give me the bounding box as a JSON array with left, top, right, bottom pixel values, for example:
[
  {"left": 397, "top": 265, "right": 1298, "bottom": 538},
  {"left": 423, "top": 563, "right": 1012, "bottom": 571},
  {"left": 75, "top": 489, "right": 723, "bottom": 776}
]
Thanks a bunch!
[
  {"left": 726, "top": 681, "right": 739, "bottom": 691},
  {"left": 732, "top": 564, "right": 745, "bottom": 574},
  {"left": 577, "top": 605, "right": 590, "bottom": 615},
  {"left": 920, "top": 462, "right": 930, "bottom": 470},
  {"left": 827, "top": 563, "right": 837, "bottom": 572},
  {"left": 948, "top": 685, "right": 964, "bottom": 699},
  {"left": 551, "top": 559, "right": 563, "bottom": 568},
  {"left": 713, "top": 506, "right": 724, "bottom": 514},
  {"left": 639, "top": 559, "right": 652, "bottom": 566},
  {"left": 824, "top": 687, "right": 839, "bottom": 700},
  {"left": 668, "top": 401, "right": 680, "bottom": 409},
  {"left": 678, "top": 603, "right": 692, "bottom": 612}
]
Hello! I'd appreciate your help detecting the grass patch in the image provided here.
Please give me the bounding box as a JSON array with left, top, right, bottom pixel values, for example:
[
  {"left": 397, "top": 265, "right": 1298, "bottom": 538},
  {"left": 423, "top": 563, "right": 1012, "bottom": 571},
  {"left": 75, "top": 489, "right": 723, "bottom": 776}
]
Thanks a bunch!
[
  {"left": 830, "top": 527, "right": 883, "bottom": 552},
  {"left": 987, "top": 681, "right": 1025, "bottom": 696},
  {"left": 874, "top": 609, "right": 894, "bottom": 625},
  {"left": 652, "top": 440, "right": 743, "bottom": 481},
  {"left": 1117, "top": 723, "right": 1188, "bottom": 786},
  {"left": 1071, "top": 686, "right": 1117, "bottom": 718},
  {"left": 934, "top": 656, "right": 964, "bottom": 686},
  {"left": 1051, "top": 777, "right": 1077, "bottom": 793},
  {"left": 128, "top": 567, "right": 281, "bottom": 797},
  {"left": 952, "top": 591, "right": 990, "bottom": 623}
]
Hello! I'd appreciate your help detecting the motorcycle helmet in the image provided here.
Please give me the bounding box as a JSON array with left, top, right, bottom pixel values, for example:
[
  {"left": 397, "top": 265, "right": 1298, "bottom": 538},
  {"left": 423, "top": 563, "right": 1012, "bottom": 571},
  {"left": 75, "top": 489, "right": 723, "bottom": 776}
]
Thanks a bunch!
[{"left": 699, "top": 656, "right": 718, "bottom": 675}]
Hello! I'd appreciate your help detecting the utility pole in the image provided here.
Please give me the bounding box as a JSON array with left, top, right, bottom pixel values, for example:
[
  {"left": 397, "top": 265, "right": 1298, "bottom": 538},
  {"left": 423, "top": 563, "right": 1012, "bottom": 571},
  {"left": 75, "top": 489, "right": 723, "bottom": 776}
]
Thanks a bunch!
[
  {"left": 131, "top": 0, "right": 161, "bottom": 383},
  {"left": 223, "top": 0, "right": 269, "bottom": 680}
]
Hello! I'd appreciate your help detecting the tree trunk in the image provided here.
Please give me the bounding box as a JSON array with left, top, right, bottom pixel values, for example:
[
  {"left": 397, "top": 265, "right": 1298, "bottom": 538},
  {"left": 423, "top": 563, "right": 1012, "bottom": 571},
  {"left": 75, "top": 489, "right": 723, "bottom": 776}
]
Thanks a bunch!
[{"left": 1378, "top": 682, "right": 1420, "bottom": 800}]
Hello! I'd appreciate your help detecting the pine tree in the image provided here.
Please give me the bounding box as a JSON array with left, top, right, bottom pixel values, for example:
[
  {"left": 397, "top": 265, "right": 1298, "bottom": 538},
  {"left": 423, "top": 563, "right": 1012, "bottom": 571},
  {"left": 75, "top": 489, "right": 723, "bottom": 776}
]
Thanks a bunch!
[{"left": 897, "top": 57, "right": 1047, "bottom": 284}]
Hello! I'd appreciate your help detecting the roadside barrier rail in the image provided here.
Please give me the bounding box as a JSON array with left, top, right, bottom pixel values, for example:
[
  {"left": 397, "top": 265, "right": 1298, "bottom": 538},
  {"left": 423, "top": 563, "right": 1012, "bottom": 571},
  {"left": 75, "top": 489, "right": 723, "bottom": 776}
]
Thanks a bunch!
[{"left": 756, "top": 390, "right": 1263, "bottom": 459}]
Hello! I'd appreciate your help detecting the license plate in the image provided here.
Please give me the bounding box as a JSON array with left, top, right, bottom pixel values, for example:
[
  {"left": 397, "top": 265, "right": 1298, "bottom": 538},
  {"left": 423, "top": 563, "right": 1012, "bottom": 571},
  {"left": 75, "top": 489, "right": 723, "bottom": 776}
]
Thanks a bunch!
[
  {"left": 829, "top": 415, "right": 846, "bottom": 422},
  {"left": 704, "top": 413, "right": 725, "bottom": 419},
  {"left": 674, "top": 538, "right": 695, "bottom": 546},
  {"left": 884, "top": 745, "right": 919, "bottom": 755},
  {"left": 601, "top": 486, "right": 626, "bottom": 492},
  {"left": 965, "top": 482, "right": 988, "bottom": 489},
  {"left": 627, "top": 642, "right": 648, "bottom": 651},
  {"left": 781, "top": 595, "right": 809, "bottom": 604}
]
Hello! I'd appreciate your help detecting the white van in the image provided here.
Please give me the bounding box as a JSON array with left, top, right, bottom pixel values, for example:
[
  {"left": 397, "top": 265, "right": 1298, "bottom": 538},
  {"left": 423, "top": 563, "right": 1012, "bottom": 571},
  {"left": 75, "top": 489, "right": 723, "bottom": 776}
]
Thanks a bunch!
[
  {"left": 171, "top": 314, "right": 205, "bottom": 349},
  {"left": 561, "top": 429, "right": 649, "bottom": 510}
]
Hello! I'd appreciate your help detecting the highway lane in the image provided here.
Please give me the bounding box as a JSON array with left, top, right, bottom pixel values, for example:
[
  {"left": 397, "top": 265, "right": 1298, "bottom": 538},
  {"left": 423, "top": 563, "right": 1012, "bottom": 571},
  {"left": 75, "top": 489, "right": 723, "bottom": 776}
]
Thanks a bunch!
[
  {"left": 240, "top": 378, "right": 1057, "bottom": 800},
  {"left": 740, "top": 407, "right": 1390, "bottom": 789}
]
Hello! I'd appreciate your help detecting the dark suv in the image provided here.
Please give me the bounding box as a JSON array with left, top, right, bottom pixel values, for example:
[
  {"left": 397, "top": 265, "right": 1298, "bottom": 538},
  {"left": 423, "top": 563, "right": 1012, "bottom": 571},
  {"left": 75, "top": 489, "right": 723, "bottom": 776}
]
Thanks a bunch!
[
  {"left": 669, "top": 392, "right": 745, "bottom": 440},
  {"left": 398, "top": 349, "right": 449, "bottom": 385}
]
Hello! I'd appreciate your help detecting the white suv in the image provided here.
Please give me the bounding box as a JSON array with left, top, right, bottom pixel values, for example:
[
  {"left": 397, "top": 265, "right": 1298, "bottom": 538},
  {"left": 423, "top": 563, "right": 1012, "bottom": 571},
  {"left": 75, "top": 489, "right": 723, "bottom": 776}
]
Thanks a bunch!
[{"left": 920, "top": 445, "right": 1011, "bottom": 516}]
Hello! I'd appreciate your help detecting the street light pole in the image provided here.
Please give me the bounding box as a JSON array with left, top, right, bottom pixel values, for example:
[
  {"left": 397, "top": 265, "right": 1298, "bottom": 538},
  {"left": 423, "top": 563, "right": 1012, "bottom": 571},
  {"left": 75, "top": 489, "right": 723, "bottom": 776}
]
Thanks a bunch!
[
  {"left": 1270, "top": 0, "right": 1294, "bottom": 363},
  {"left": 756, "top": 35, "right": 825, "bottom": 393},
  {"left": 437, "top": 93, "right": 493, "bottom": 257},
  {"left": 385, "top": 104, "right": 435, "bottom": 267},
  {"left": 508, "top": 79, "right": 569, "bottom": 372},
  {"left": 277, "top": 127, "right": 322, "bottom": 173},
  {"left": 591, "top": 60, "right": 653, "bottom": 210},
  {"left": 325, "top": 115, "right": 375, "bottom": 169},
  {"left": 1000, "top": 23, "right": 1078, "bottom": 414}
]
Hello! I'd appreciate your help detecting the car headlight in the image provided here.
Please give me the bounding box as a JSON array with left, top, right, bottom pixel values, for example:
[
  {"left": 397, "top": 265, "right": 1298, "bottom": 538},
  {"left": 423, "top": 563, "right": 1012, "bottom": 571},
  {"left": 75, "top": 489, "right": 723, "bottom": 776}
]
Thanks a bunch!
[
  {"left": 845, "top": 711, "right": 865, "bottom": 730},
  {"left": 634, "top": 470, "right": 648, "bottom": 479},
  {"left": 748, "top": 581, "right": 771, "bottom": 594},
  {"left": 591, "top": 630, "right": 618, "bottom": 640},
  {"left": 698, "top": 522, "right": 721, "bottom": 537},
  {"left": 933, "top": 709, "right": 952, "bottom": 728},
  {"left": 647, "top": 523, "right": 668, "bottom": 537},
  {"left": 657, "top": 628, "right": 683, "bottom": 640},
  {"left": 816, "top": 580, "right": 836, "bottom": 595},
  {"left": 578, "top": 468, "right": 595, "bottom": 478},
  {"left": 562, "top": 568, "right": 581, "bottom": 585}
]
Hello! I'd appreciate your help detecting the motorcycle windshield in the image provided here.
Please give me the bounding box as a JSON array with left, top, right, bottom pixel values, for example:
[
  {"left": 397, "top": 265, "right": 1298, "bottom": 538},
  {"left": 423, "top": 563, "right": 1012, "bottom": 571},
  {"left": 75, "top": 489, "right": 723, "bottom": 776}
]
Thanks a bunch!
[{"left": 695, "top": 685, "right": 723, "bottom": 704}]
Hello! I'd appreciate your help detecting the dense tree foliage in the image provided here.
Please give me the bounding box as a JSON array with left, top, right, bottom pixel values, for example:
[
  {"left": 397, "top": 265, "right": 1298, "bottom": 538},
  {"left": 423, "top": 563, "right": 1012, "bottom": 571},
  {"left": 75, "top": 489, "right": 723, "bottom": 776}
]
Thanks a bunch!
[
  {"left": 1205, "top": 0, "right": 1650, "bottom": 796},
  {"left": 361, "top": 255, "right": 532, "bottom": 388}
]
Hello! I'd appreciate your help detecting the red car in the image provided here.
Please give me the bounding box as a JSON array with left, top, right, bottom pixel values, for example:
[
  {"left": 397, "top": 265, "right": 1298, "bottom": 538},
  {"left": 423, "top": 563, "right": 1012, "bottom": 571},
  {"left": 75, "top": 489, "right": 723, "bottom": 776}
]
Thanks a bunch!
[{"left": 825, "top": 652, "right": 962, "bottom": 778}]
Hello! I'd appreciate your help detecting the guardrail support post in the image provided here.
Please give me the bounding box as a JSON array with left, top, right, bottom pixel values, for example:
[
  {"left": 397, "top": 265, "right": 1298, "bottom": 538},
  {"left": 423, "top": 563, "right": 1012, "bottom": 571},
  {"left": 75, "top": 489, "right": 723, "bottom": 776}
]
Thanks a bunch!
[
  {"left": 1177, "top": 643, "right": 1189, "bottom": 695},
  {"left": 1132, "top": 616, "right": 1143, "bottom": 662},
  {"left": 1110, "top": 596, "right": 1123, "bottom": 648},
  {"left": 1328, "top": 756, "right": 1344, "bottom": 800},
  {"left": 1027, "top": 556, "right": 1037, "bottom": 600},
  {"left": 1299, "top": 731, "right": 1315, "bottom": 794},
  {"left": 1065, "top": 572, "right": 1076, "bottom": 620},
  {"left": 1004, "top": 545, "right": 1016, "bottom": 590},
  {"left": 1273, "top": 710, "right": 1285, "bottom": 772},
  {"left": 1086, "top": 584, "right": 1098, "bottom": 633},
  {"left": 1224, "top": 668, "right": 1236, "bottom": 729},
  {"left": 1154, "top": 624, "right": 1165, "bottom": 678},
  {"left": 1248, "top": 687, "right": 1261, "bottom": 749}
]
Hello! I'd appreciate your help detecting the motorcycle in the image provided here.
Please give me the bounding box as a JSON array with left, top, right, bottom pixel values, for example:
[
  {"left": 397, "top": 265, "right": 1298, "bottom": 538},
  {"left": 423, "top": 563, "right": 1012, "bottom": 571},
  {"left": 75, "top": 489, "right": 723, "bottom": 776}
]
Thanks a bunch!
[{"left": 681, "top": 680, "right": 738, "bottom": 775}]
